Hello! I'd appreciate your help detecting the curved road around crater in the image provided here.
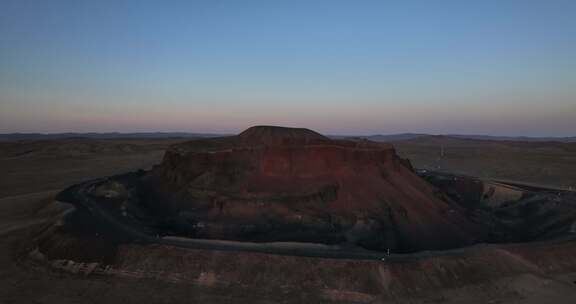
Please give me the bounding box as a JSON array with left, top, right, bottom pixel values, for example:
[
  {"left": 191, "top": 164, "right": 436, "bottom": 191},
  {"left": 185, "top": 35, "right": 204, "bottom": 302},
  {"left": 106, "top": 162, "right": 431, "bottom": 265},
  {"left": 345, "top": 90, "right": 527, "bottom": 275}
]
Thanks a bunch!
[{"left": 59, "top": 178, "right": 576, "bottom": 262}]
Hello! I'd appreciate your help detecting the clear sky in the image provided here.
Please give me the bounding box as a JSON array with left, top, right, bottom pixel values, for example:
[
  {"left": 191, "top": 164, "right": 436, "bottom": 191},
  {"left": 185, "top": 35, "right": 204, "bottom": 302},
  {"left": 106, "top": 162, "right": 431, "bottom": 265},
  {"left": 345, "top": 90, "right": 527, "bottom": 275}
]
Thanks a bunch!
[{"left": 1, "top": 0, "right": 575, "bottom": 136}]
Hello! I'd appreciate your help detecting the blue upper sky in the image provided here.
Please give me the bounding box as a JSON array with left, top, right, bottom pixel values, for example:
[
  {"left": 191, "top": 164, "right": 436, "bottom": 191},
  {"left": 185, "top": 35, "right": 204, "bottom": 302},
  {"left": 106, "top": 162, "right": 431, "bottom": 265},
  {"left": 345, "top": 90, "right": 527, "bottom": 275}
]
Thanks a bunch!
[{"left": 1, "top": 0, "right": 575, "bottom": 135}]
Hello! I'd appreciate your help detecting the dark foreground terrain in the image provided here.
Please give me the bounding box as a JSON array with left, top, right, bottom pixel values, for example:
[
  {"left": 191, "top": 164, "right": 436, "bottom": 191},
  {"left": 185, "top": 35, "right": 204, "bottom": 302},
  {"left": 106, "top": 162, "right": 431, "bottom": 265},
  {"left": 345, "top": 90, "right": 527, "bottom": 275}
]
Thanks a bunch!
[{"left": 1, "top": 135, "right": 576, "bottom": 303}]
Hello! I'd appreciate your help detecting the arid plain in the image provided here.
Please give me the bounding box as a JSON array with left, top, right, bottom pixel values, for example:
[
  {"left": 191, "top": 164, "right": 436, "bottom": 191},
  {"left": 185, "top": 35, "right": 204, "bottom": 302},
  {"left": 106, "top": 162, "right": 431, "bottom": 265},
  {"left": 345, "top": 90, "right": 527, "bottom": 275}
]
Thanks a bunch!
[{"left": 1, "top": 134, "right": 576, "bottom": 303}]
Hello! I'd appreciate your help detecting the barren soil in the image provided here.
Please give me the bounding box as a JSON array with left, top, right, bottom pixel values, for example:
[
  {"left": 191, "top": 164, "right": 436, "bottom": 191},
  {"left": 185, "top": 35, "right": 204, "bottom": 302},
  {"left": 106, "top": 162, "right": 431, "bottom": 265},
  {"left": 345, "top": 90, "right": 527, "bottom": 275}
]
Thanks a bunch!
[
  {"left": 393, "top": 136, "right": 576, "bottom": 189},
  {"left": 1, "top": 137, "right": 576, "bottom": 303}
]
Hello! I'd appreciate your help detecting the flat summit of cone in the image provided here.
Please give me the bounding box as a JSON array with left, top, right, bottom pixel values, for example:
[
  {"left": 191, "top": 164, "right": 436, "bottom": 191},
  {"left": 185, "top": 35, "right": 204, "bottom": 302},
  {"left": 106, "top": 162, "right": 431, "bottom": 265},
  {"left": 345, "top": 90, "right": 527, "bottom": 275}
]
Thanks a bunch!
[{"left": 238, "top": 125, "right": 328, "bottom": 145}]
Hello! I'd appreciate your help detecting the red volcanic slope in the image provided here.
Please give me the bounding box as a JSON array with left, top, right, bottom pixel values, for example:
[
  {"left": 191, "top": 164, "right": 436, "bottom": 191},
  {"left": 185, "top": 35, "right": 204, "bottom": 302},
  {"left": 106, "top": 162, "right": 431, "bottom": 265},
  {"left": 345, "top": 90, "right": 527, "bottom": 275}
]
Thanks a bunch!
[{"left": 149, "top": 126, "right": 485, "bottom": 252}]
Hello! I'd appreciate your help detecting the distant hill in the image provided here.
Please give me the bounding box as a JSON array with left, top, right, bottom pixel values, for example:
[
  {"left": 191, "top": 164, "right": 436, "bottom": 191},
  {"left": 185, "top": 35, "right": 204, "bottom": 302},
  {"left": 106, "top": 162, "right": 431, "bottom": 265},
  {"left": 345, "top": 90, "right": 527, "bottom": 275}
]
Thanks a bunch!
[
  {"left": 446, "top": 134, "right": 576, "bottom": 143},
  {"left": 360, "top": 133, "right": 430, "bottom": 142},
  {"left": 0, "top": 132, "right": 225, "bottom": 141},
  {"left": 2, "top": 132, "right": 575, "bottom": 143},
  {"left": 354, "top": 134, "right": 576, "bottom": 143}
]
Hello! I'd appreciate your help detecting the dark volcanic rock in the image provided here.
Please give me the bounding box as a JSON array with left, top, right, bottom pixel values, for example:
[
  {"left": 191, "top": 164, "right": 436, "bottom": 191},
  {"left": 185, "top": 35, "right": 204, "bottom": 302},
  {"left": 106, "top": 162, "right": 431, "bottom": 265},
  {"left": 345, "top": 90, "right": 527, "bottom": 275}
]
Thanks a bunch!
[
  {"left": 238, "top": 125, "right": 328, "bottom": 145},
  {"left": 145, "top": 126, "right": 485, "bottom": 252}
]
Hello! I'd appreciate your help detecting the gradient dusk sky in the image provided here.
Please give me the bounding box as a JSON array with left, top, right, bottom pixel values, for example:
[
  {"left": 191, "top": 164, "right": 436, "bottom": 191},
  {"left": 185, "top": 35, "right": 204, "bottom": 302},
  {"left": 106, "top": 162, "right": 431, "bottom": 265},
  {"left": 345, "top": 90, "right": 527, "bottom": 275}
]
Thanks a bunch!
[{"left": 1, "top": 0, "right": 575, "bottom": 136}]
